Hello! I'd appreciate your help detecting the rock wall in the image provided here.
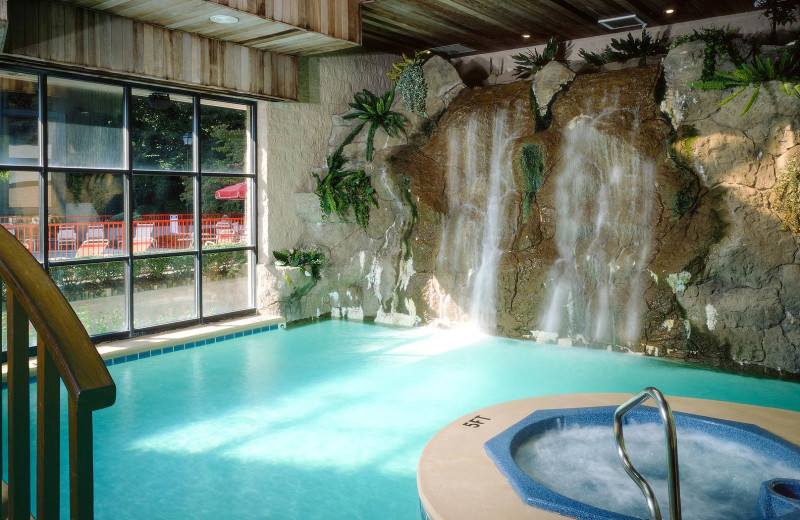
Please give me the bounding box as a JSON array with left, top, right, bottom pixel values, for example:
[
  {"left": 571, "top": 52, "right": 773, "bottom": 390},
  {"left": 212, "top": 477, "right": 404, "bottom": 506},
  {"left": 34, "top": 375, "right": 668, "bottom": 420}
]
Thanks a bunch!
[
  {"left": 255, "top": 49, "right": 398, "bottom": 315},
  {"left": 265, "top": 46, "right": 800, "bottom": 377},
  {"left": 661, "top": 41, "right": 800, "bottom": 374}
]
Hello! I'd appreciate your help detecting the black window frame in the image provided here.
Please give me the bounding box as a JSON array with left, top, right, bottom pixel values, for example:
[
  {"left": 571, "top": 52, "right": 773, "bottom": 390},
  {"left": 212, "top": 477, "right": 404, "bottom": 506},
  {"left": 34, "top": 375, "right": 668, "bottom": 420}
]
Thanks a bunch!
[{"left": 0, "top": 64, "right": 258, "bottom": 348}]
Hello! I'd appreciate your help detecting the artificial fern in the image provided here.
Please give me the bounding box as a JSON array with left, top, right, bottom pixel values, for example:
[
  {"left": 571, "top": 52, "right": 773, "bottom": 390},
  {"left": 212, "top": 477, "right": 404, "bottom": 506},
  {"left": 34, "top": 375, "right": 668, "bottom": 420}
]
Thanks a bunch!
[
  {"left": 312, "top": 151, "right": 378, "bottom": 230},
  {"left": 520, "top": 144, "right": 544, "bottom": 222},
  {"left": 511, "top": 37, "right": 562, "bottom": 80},
  {"left": 273, "top": 248, "right": 327, "bottom": 281},
  {"left": 688, "top": 46, "right": 800, "bottom": 116},
  {"left": 670, "top": 26, "right": 742, "bottom": 81},
  {"left": 579, "top": 29, "right": 668, "bottom": 67},
  {"left": 343, "top": 89, "right": 405, "bottom": 162}
]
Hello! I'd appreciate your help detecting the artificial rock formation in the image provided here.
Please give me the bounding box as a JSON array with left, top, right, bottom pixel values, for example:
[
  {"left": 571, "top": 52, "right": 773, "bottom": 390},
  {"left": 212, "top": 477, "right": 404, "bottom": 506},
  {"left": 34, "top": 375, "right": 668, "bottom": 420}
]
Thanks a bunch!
[{"left": 270, "top": 47, "right": 800, "bottom": 377}]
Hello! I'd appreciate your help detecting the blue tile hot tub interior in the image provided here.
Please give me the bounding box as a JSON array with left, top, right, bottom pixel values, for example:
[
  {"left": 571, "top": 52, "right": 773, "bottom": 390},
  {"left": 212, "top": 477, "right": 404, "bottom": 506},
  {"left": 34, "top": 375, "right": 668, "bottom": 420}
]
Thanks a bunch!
[{"left": 484, "top": 406, "right": 800, "bottom": 520}]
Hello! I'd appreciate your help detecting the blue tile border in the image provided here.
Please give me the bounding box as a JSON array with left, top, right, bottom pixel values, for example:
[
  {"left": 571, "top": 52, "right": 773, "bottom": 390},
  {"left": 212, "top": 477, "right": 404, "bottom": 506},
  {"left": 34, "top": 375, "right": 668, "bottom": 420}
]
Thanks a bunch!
[
  {"left": 99, "top": 322, "right": 285, "bottom": 368},
  {"left": 2, "top": 321, "right": 287, "bottom": 387}
]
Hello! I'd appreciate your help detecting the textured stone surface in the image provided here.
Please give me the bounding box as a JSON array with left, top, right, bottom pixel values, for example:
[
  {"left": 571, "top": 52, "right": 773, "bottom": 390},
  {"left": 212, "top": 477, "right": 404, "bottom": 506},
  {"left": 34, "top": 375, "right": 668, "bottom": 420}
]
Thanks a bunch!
[
  {"left": 262, "top": 43, "right": 800, "bottom": 377},
  {"left": 660, "top": 41, "right": 800, "bottom": 374},
  {"left": 255, "top": 49, "right": 399, "bottom": 318},
  {"left": 532, "top": 61, "right": 576, "bottom": 117}
]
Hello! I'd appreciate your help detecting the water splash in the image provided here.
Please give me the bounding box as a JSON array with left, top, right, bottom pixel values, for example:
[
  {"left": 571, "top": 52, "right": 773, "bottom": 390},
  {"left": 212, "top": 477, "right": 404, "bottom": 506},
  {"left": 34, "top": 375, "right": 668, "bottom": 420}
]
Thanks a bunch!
[{"left": 541, "top": 113, "right": 656, "bottom": 346}]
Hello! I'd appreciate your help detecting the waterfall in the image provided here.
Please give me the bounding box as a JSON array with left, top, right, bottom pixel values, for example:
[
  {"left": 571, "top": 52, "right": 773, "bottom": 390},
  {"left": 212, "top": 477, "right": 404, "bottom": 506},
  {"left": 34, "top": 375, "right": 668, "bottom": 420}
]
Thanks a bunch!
[
  {"left": 541, "top": 113, "right": 656, "bottom": 346},
  {"left": 433, "top": 105, "right": 521, "bottom": 330}
]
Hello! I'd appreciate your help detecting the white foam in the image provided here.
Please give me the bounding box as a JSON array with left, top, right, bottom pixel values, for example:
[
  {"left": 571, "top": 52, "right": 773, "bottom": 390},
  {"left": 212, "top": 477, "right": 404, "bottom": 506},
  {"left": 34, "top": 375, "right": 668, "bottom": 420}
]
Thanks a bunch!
[{"left": 513, "top": 422, "right": 800, "bottom": 520}]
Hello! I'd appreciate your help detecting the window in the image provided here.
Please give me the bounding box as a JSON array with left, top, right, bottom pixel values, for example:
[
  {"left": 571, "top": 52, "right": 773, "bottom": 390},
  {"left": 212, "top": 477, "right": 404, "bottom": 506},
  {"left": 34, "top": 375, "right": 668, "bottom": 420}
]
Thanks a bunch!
[{"left": 0, "top": 68, "right": 256, "bottom": 345}]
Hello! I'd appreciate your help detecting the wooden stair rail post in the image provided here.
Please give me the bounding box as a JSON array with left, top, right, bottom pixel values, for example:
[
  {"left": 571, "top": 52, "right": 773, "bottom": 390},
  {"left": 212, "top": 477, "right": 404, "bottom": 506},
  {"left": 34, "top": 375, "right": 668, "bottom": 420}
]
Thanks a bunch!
[{"left": 0, "top": 226, "right": 116, "bottom": 520}]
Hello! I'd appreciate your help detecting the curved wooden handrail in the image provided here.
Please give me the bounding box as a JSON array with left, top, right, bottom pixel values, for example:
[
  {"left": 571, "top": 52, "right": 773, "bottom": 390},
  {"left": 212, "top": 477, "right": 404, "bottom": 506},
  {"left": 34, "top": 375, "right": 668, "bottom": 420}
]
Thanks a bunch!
[{"left": 0, "top": 225, "right": 115, "bottom": 411}]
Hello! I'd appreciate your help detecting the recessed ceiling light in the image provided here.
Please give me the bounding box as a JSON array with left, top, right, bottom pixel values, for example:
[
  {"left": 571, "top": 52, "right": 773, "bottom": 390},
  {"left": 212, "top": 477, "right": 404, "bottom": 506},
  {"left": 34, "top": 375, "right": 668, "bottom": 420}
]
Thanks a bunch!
[
  {"left": 664, "top": 8, "right": 675, "bottom": 14},
  {"left": 210, "top": 14, "right": 239, "bottom": 24},
  {"left": 522, "top": 34, "right": 531, "bottom": 38}
]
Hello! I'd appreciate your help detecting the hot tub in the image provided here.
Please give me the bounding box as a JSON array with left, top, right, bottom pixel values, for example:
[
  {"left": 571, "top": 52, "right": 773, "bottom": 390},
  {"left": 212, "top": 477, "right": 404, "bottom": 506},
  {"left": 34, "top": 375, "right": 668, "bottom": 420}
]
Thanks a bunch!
[
  {"left": 417, "top": 394, "right": 800, "bottom": 520},
  {"left": 483, "top": 406, "right": 800, "bottom": 520}
]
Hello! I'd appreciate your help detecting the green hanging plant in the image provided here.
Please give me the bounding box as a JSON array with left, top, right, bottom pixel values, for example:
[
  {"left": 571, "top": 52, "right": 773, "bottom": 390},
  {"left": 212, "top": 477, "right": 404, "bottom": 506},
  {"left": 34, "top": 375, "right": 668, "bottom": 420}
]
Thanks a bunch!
[
  {"left": 389, "top": 51, "right": 430, "bottom": 116},
  {"left": 670, "top": 26, "right": 742, "bottom": 81},
  {"left": 386, "top": 50, "right": 429, "bottom": 84},
  {"left": 273, "top": 248, "right": 327, "bottom": 281},
  {"left": 343, "top": 89, "right": 405, "bottom": 162},
  {"left": 578, "top": 29, "right": 668, "bottom": 67},
  {"left": 688, "top": 46, "right": 800, "bottom": 116},
  {"left": 511, "top": 37, "right": 563, "bottom": 80},
  {"left": 520, "top": 144, "right": 544, "bottom": 223},
  {"left": 312, "top": 147, "right": 377, "bottom": 231},
  {"left": 396, "top": 63, "right": 428, "bottom": 117},
  {"left": 773, "top": 160, "right": 800, "bottom": 233}
]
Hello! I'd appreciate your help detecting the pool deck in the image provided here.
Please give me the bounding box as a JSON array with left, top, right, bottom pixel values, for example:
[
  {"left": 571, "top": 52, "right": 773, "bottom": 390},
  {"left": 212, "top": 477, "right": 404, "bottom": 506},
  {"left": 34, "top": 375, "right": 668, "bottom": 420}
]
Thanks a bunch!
[
  {"left": 2, "top": 314, "right": 286, "bottom": 381},
  {"left": 418, "top": 393, "right": 800, "bottom": 520}
]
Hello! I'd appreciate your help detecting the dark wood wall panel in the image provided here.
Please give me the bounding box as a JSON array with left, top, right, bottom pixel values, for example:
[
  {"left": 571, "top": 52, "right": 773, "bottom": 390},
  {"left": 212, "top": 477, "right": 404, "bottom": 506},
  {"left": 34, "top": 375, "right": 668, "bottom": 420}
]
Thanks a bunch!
[{"left": 2, "top": 0, "right": 298, "bottom": 100}]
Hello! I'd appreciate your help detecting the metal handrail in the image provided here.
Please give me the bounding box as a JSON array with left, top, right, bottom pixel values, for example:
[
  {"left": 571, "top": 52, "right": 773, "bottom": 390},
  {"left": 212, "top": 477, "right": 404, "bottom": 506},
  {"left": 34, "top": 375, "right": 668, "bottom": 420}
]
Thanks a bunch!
[{"left": 613, "top": 387, "right": 682, "bottom": 520}]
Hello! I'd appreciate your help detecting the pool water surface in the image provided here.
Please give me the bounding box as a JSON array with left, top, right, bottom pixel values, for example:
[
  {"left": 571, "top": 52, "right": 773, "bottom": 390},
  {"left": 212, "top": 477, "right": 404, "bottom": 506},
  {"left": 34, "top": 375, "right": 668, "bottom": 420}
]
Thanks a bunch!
[{"left": 5, "top": 320, "right": 800, "bottom": 519}]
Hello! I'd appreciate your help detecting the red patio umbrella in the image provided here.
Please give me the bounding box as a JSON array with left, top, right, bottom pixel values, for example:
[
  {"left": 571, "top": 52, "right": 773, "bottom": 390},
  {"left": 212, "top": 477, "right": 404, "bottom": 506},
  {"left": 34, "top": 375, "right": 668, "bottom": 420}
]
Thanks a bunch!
[{"left": 214, "top": 181, "right": 247, "bottom": 200}]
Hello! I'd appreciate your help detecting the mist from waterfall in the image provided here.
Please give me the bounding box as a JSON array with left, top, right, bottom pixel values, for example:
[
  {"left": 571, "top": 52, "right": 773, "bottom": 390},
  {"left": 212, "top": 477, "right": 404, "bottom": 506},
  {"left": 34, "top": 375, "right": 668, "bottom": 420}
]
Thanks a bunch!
[
  {"left": 433, "top": 105, "right": 521, "bottom": 330},
  {"left": 541, "top": 113, "right": 656, "bottom": 346}
]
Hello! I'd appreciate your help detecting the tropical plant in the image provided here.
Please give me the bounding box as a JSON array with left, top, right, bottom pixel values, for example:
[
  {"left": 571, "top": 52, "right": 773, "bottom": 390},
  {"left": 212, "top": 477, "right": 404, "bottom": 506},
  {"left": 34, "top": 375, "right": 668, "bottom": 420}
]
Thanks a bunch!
[
  {"left": 386, "top": 50, "right": 429, "bottom": 84},
  {"left": 343, "top": 89, "right": 405, "bottom": 162},
  {"left": 273, "top": 248, "right": 327, "bottom": 281},
  {"left": 578, "top": 29, "right": 668, "bottom": 67},
  {"left": 520, "top": 144, "right": 544, "bottom": 223},
  {"left": 312, "top": 151, "right": 378, "bottom": 230},
  {"left": 511, "top": 37, "right": 562, "bottom": 80},
  {"left": 396, "top": 58, "right": 429, "bottom": 117},
  {"left": 773, "top": 160, "right": 800, "bottom": 233},
  {"left": 670, "top": 27, "right": 742, "bottom": 81},
  {"left": 755, "top": 0, "right": 800, "bottom": 43},
  {"left": 688, "top": 46, "right": 800, "bottom": 116}
]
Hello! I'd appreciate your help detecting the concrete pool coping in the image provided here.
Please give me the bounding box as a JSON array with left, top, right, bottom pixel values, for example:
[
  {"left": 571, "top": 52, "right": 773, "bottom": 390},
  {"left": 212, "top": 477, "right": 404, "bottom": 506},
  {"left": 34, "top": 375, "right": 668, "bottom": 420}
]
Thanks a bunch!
[
  {"left": 2, "top": 314, "right": 286, "bottom": 381},
  {"left": 417, "top": 393, "right": 800, "bottom": 520}
]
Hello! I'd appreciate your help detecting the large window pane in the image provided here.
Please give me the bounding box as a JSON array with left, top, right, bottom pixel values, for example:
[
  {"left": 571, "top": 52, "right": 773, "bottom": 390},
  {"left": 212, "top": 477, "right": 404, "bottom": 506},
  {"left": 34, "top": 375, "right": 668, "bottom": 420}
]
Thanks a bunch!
[
  {"left": 134, "top": 255, "right": 196, "bottom": 328},
  {"left": 0, "top": 170, "right": 41, "bottom": 260},
  {"left": 48, "top": 172, "right": 124, "bottom": 260},
  {"left": 133, "top": 174, "right": 194, "bottom": 254},
  {"left": 50, "top": 262, "right": 127, "bottom": 335},
  {"left": 48, "top": 78, "right": 124, "bottom": 169},
  {"left": 201, "top": 176, "right": 250, "bottom": 248},
  {"left": 132, "top": 89, "right": 194, "bottom": 171},
  {"left": 202, "top": 250, "right": 250, "bottom": 315},
  {"left": 200, "top": 100, "right": 250, "bottom": 174},
  {"left": 0, "top": 71, "right": 39, "bottom": 166}
]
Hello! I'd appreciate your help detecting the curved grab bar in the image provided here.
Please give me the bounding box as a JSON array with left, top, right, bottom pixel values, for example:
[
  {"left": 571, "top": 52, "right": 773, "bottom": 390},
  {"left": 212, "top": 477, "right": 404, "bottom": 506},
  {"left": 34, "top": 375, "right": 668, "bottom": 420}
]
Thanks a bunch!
[{"left": 613, "top": 387, "right": 681, "bottom": 520}]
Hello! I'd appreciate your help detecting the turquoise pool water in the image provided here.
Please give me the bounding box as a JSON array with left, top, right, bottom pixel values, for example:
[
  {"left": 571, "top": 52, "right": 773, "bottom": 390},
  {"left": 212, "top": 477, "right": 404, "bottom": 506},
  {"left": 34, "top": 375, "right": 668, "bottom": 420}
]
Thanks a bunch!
[{"left": 5, "top": 320, "right": 800, "bottom": 519}]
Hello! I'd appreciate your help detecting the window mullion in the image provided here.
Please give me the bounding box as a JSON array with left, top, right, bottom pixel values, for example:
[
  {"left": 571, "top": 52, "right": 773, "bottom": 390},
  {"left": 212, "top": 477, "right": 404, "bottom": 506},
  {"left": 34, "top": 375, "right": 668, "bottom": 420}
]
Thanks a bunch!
[
  {"left": 193, "top": 96, "right": 203, "bottom": 322},
  {"left": 124, "top": 86, "right": 134, "bottom": 334}
]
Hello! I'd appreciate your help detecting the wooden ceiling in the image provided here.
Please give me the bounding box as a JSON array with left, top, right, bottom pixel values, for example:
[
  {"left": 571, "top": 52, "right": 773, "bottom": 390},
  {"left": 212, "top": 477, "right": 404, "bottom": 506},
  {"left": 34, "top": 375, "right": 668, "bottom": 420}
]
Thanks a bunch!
[
  {"left": 55, "top": 0, "right": 361, "bottom": 56},
  {"left": 360, "top": 0, "right": 764, "bottom": 55}
]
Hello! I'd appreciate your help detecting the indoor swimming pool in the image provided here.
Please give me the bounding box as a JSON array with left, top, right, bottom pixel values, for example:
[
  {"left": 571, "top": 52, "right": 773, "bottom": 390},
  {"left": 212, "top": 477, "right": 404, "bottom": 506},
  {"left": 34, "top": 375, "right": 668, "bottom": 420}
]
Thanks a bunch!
[{"left": 5, "top": 320, "right": 800, "bottom": 519}]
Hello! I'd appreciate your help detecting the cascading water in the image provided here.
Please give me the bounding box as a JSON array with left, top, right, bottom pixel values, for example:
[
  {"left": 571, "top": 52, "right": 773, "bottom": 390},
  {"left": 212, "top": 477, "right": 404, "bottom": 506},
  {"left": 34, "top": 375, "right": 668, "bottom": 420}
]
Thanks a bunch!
[
  {"left": 432, "top": 104, "right": 522, "bottom": 330},
  {"left": 541, "top": 110, "right": 656, "bottom": 346}
]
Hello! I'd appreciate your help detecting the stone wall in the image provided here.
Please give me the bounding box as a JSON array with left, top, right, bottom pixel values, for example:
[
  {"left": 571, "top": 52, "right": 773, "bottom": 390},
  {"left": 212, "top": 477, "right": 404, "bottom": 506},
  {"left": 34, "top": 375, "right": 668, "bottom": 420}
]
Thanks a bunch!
[
  {"left": 255, "top": 49, "right": 398, "bottom": 315},
  {"left": 258, "top": 41, "right": 800, "bottom": 377}
]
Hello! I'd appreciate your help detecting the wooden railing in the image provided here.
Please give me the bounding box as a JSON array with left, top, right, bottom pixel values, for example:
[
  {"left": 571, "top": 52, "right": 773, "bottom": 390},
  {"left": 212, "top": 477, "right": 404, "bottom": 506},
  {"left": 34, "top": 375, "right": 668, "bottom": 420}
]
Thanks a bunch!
[{"left": 0, "top": 226, "right": 116, "bottom": 519}]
